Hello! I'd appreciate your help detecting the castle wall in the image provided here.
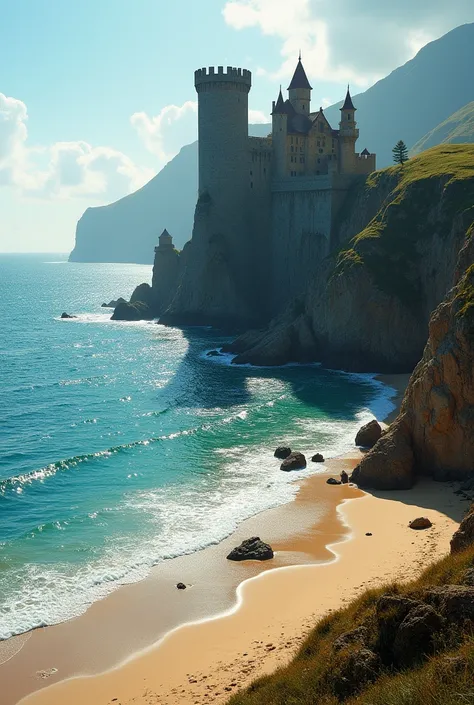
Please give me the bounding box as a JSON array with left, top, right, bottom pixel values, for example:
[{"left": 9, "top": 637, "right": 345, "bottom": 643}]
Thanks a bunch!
[{"left": 270, "top": 174, "right": 359, "bottom": 312}]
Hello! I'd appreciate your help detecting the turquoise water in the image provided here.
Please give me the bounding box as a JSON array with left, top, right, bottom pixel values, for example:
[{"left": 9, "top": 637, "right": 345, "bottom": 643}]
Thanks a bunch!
[{"left": 0, "top": 254, "right": 394, "bottom": 639}]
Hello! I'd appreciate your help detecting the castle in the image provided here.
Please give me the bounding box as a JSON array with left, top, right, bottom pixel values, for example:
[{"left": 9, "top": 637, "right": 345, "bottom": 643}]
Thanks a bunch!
[{"left": 158, "top": 58, "right": 376, "bottom": 326}]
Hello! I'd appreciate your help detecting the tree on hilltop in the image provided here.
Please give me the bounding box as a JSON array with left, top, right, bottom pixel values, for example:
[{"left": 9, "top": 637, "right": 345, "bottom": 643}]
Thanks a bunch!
[{"left": 392, "top": 140, "right": 409, "bottom": 165}]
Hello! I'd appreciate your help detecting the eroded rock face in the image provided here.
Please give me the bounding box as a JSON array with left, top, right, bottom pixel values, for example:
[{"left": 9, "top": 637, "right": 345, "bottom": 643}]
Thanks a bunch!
[
  {"left": 353, "top": 235, "right": 474, "bottom": 489},
  {"left": 451, "top": 503, "right": 474, "bottom": 553},
  {"left": 392, "top": 604, "right": 444, "bottom": 667},
  {"left": 226, "top": 537, "right": 274, "bottom": 561},
  {"left": 355, "top": 420, "right": 382, "bottom": 448}
]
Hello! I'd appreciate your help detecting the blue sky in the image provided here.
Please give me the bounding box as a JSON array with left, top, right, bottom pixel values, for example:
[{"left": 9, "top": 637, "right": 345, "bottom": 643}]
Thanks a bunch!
[{"left": 0, "top": 0, "right": 472, "bottom": 252}]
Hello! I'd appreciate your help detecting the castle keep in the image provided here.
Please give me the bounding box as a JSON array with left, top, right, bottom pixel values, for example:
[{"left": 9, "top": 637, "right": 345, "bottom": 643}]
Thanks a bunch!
[{"left": 161, "top": 58, "right": 376, "bottom": 326}]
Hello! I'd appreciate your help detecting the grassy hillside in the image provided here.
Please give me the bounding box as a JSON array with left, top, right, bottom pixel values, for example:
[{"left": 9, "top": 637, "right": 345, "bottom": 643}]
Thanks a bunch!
[
  {"left": 229, "top": 546, "right": 474, "bottom": 705},
  {"left": 411, "top": 102, "right": 474, "bottom": 156},
  {"left": 335, "top": 144, "right": 474, "bottom": 310}
]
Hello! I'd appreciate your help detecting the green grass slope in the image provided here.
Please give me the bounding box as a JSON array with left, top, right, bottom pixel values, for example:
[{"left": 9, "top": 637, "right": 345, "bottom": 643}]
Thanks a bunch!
[
  {"left": 335, "top": 144, "right": 474, "bottom": 311},
  {"left": 411, "top": 102, "right": 474, "bottom": 156},
  {"left": 229, "top": 546, "right": 474, "bottom": 705}
]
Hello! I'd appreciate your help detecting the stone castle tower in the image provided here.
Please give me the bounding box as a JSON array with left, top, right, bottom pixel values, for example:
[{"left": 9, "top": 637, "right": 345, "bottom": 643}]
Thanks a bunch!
[{"left": 162, "top": 57, "right": 376, "bottom": 326}]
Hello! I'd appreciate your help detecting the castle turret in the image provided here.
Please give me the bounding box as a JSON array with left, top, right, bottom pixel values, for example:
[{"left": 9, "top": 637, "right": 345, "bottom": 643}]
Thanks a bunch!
[
  {"left": 152, "top": 229, "right": 180, "bottom": 314},
  {"left": 288, "top": 55, "right": 312, "bottom": 115},
  {"left": 271, "top": 87, "right": 288, "bottom": 178},
  {"left": 194, "top": 66, "right": 251, "bottom": 200},
  {"left": 338, "top": 86, "right": 359, "bottom": 174}
]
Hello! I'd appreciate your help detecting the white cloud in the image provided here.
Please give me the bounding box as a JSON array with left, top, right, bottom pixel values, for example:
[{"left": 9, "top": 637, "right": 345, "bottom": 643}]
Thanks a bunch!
[
  {"left": 249, "top": 109, "right": 270, "bottom": 123},
  {"left": 223, "top": 0, "right": 473, "bottom": 88},
  {"left": 0, "top": 92, "right": 153, "bottom": 201},
  {"left": 131, "top": 101, "right": 198, "bottom": 166}
]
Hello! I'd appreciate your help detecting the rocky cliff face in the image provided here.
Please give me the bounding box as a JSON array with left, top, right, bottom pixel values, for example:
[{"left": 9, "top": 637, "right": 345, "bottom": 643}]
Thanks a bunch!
[
  {"left": 352, "top": 232, "right": 474, "bottom": 489},
  {"left": 228, "top": 146, "right": 474, "bottom": 372}
]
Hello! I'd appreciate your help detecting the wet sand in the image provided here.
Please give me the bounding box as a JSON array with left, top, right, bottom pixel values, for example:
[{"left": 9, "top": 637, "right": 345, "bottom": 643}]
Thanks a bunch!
[{"left": 1, "top": 373, "right": 413, "bottom": 704}]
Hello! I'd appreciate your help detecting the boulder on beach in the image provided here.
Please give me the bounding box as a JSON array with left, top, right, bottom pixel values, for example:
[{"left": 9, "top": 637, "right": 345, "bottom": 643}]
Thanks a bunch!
[
  {"left": 409, "top": 517, "right": 432, "bottom": 530},
  {"left": 280, "top": 452, "right": 306, "bottom": 472},
  {"left": 311, "top": 453, "right": 324, "bottom": 463},
  {"left": 60, "top": 312, "right": 77, "bottom": 319},
  {"left": 227, "top": 537, "right": 274, "bottom": 561},
  {"left": 327, "top": 477, "right": 341, "bottom": 485},
  {"left": 355, "top": 420, "right": 383, "bottom": 448},
  {"left": 176, "top": 582, "right": 187, "bottom": 590},
  {"left": 341, "top": 470, "right": 349, "bottom": 484},
  {"left": 274, "top": 446, "right": 292, "bottom": 459}
]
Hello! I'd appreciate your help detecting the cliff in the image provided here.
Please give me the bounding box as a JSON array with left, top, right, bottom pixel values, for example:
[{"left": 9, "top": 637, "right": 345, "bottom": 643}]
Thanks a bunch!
[
  {"left": 227, "top": 145, "right": 474, "bottom": 372},
  {"left": 69, "top": 143, "right": 198, "bottom": 263},
  {"left": 352, "top": 231, "right": 474, "bottom": 489}
]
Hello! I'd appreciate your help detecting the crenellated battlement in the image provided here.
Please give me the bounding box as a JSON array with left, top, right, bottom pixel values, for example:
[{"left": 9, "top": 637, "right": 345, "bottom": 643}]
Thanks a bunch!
[{"left": 194, "top": 66, "right": 252, "bottom": 91}]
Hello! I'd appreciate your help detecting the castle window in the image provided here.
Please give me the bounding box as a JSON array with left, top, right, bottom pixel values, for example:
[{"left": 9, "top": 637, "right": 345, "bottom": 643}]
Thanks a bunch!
[
  {"left": 250, "top": 170, "right": 253, "bottom": 176},
  {"left": 300, "top": 157, "right": 305, "bottom": 163},
  {"left": 300, "top": 147, "right": 303, "bottom": 153},
  {"left": 250, "top": 182, "right": 253, "bottom": 188},
  {"left": 319, "top": 149, "right": 323, "bottom": 154},
  {"left": 317, "top": 158, "right": 320, "bottom": 164},
  {"left": 263, "top": 168, "right": 266, "bottom": 174},
  {"left": 291, "top": 146, "right": 294, "bottom": 153},
  {"left": 319, "top": 123, "right": 324, "bottom": 133},
  {"left": 317, "top": 140, "right": 320, "bottom": 147}
]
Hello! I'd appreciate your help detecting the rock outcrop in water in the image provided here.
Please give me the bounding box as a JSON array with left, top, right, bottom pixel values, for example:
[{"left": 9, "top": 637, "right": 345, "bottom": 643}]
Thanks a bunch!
[{"left": 352, "top": 232, "right": 474, "bottom": 489}]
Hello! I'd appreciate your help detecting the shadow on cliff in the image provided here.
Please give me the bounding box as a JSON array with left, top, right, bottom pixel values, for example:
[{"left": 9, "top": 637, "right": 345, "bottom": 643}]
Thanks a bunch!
[{"left": 159, "top": 325, "right": 392, "bottom": 425}]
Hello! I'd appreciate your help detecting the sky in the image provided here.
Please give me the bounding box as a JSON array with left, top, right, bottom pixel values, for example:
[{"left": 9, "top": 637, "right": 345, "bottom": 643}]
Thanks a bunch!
[{"left": 0, "top": 0, "right": 472, "bottom": 253}]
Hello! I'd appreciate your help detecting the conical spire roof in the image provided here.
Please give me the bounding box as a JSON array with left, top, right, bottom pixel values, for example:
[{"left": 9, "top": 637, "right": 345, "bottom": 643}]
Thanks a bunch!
[
  {"left": 272, "top": 87, "right": 286, "bottom": 114},
  {"left": 288, "top": 56, "right": 312, "bottom": 91},
  {"left": 341, "top": 85, "right": 356, "bottom": 111}
]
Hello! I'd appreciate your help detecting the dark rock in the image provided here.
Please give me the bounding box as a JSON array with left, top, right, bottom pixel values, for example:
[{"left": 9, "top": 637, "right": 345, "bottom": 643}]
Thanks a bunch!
[
  {"left": 60, "top": 312, "right": 77, "bottom": 319},
  {"left": 311, "top": 453, "right": 324, "bottom": 463},
  {"left": 376, "top": 595, "right": 423, "bottom": 661},
  {"left": 101, "top": 297, "right": 126, "bottom": 308},
  {"left": 331, "top": 648, "right": 381, "bottom": 699},
  {"left": 130, "top": 282, "right": 154, "bottom": 308},
  {"left": 274, "top": 446, "right": 292, "bottom": 460},
  {"left": 176, "top": 582, "right": 186, "bottom": 590},
  {"left": 327, "top": 477, "right": 341, "bottom": 485},
  {"left": 332, "top": 626, "right": 369, "bottom": 652},
  {"left": 280, "top": 452, "right": 306, "bottom": 472},
  {"left": 366, "top": 532, "right": 373, "bottom": 536},
  {"left": 462, "top": 568, "right": 474, "bottom": 586},
  {"left": 451, "top": 503, "right": 474, "bottom": 553},
  {"left": 355, "top": 420, "right": 382, "bottom": 448},
  {"left": 226, "top": 537, "right": 274, "bottom": 562},
  {"left": 393, "top": 603, "right": 444, "bottom": 666},
  {"left": 425, "top": 585, "right": 474, "bottom": 623},
  {"left": 409, "top": 517, "right": 432, "bottom": 530},
  {"left": 340, "top": 470, "right": 349, "bottom": 484},
  {"left": 111, "top": 301, "right": 153, "bottom": 321},
  {"left": 350, "top": 425, "right": 416, "bottom": 490},
  {"left": 206, "top": 350, "right": 222, "bottom": 357}
]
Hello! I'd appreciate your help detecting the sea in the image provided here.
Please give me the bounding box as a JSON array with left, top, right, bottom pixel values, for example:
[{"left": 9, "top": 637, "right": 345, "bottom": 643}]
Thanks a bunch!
[{"left": 0, "top": 253, "right": 395, "bottom": 640}]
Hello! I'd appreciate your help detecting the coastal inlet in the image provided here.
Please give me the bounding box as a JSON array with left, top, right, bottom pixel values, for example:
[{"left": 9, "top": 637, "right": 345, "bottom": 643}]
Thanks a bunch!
[{"left": 0, "top": 254, "right": 394, "bottom": 640}]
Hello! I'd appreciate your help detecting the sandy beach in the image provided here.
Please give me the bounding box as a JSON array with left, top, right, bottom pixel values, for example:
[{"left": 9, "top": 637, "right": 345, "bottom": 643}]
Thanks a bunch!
[{"left": 4, "top": 371, "right": 466, "bottom": 705}]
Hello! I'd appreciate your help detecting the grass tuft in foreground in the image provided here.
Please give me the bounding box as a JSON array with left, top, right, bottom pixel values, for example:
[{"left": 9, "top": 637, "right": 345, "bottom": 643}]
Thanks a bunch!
[{"left": 228, "top": 546, "right": 474, "bottom": 705}]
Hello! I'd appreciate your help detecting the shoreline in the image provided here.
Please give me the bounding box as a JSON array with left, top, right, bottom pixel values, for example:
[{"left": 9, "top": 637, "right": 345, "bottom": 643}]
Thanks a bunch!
[{"left": 2, "top": 373, "right": 408, "bottom": 705}]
